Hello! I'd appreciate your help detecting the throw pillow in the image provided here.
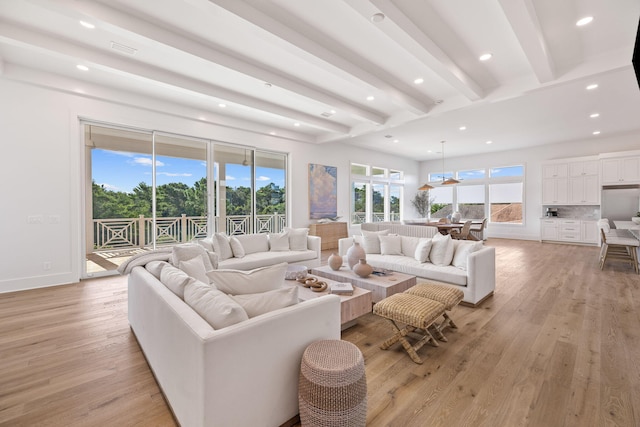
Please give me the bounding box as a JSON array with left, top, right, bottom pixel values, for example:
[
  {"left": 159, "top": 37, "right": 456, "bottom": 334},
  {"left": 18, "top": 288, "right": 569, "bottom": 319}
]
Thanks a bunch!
[
  {"left": 198, "top": 237, "right": 214, "bottom": 252},
  {"left": 160, "top": 264, "right": 195, "bottom": 299},
  {"left": 145, "top": 260, "right": 169, "bottom": 279},
  {"left": 401, "top": 236, "right": 421, "bottom": 258},
  {"left": 206, "top": 262, "right": 288, "bottom": 295},
  {"left": 235, "top": 233, "right": 270, "bottom": 255},
  {"left": 361, "top": 229, "right": 390, "bottom": 254},
  {"left": 269, "top": 231, "right": 290, "bottom": 251},
  {"left": 379, "top": 235, "right": 403, "bottom": 255},
  {"left": 207, "top": 251, "right": 219, "bottom": 270},
  {"left": 230, "top": 286, "right": 299, "bottom": 318},
  {"left": 184, "top": 280, "right": 249, "bottom": 329},
  {"left": 229, "top": 236, "right": 245, "bottom": 258},
  {"left": 429, "top": 233, "right": 454, "bottom": 266},
  {"left": 213, "top": 233, "right": 234, "bottom": 261},
  {"left": 451, "top": 241, "right": 483, "bottom": 270},
  {"left": 284, "top": 227, "right": 309, "bottom": 251},
  {"left": 179, "top": 255, "right": 209, "bottom": 284},
  {"left": 171, "top": 243, "right": 214, "bottom": 271},
  {"left": 414, "top": 238, "right": 433, "bottom": 263}
]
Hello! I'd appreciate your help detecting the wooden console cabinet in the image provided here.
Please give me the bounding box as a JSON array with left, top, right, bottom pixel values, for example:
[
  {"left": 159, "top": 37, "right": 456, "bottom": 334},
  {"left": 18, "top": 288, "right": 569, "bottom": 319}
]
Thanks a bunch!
[{"left": 309, "top": 222, "right": 348, "bottom": 250}]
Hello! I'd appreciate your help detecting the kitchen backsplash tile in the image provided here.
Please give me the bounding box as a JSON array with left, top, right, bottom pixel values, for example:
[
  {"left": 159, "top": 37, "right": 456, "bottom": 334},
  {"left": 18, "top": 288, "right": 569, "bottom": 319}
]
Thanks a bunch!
[{"left": 543, "top": 205, "right": 600, "bottom": 219}]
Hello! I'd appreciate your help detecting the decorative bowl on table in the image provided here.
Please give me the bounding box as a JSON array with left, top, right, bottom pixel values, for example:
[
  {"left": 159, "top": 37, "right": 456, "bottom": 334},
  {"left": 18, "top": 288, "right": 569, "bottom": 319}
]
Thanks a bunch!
[{"left": 285, "top": 265, "right": 308, "bottom": 280}]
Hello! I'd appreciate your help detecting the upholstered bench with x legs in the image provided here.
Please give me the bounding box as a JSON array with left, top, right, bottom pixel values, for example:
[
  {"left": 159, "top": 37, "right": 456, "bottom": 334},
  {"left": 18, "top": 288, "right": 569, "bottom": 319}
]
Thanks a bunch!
[
  {"left": 373, "top": 293, "right": 446, "bottom": 364},
  {"left": 404, "top": 282, "right": 464, "bottom": 341}
]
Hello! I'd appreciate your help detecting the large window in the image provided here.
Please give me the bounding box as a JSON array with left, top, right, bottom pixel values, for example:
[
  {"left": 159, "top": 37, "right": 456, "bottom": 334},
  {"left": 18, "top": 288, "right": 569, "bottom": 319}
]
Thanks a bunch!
[
  {"left": 350, "top": 163, "right": 404, "bottom": 224},
  {"left": 429, "top": 186, "right": 453, "bottom": 218},
  {"left": 457, "top": 184, "right": 485, "bottom": 219}
]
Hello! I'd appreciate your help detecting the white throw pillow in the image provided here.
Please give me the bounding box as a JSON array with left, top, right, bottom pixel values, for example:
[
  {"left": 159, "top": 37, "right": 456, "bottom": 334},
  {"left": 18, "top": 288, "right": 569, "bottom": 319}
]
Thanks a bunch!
[
  {"left": 206, "top": 262, "right": 288, "bottom": 295},
  {"left": 212, "top": 233, "right": 234, "bottom": 260},
  {"left": 429, "top": 233, "right": 454, "bottom": 266},
  {"left": 269, "top": 231, "right": 290, "bottom": 251},
  {"left": 414, "top": 238, "right": 433, "bottom": 263},
  {"left": 160, "top": 264, "right": 195, "bottom": 299},
  {"left": 235, "top": 233, "right": 270, "bottom": 255},
  {"left": 229, "top": 236, "right": 245, "bottom": 258},
  {"left": 379, "top": 235, "right": 403, "bottom": 255},
  {"left": 361, "top": 229, "right": 390, "bottom": 254},
  {"left": 230, "top": 286, "right": 299, "bottom": 318},
  {"left": 285, "top": 227, "right": 309, "bottom": 251},
  {"left": 145, "top": 260, "right": 169, "bottom": 279},
  {"left": 401, "top": 236, "right": 421, "bottom": 258},
  {"left": 184, "top": 280, "right": 248, "bottom": 329},
  {"left": 179, "top": 255, "right": 209, "bottom": 284},
  {"left": 451, "top": 241, "right": 483, "bottom": 270},
  {"left": 198, "top": 237, "right": 214, "bottom": 252},
  {"left": 171, "top": 243, "right": 214, "bottom": 271}
]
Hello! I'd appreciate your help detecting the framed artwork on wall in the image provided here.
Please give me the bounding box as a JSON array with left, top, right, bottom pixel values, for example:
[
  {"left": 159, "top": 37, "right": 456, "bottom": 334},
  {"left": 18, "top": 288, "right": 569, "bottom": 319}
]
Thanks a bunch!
[{"left": 308, "top": 163, "right": 338, "bottom": 219}]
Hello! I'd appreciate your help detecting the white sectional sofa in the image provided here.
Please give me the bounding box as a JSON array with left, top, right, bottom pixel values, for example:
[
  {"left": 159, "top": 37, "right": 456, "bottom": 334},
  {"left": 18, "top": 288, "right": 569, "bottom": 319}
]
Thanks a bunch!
[
  {"left": 338, "top": 222, "right": 495, "bottom": 306},
  {"left": 128, "top": 262, "right": 341, "bottom": 427},
  {"left": 198, "top": 229, "right": 321, "bottom": 270}
]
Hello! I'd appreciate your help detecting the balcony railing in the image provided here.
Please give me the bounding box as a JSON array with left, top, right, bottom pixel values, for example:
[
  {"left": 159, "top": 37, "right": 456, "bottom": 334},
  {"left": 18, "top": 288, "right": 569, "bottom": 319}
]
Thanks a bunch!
[{"left": 92, "top": 213, "right": 286, "bottom": 252}]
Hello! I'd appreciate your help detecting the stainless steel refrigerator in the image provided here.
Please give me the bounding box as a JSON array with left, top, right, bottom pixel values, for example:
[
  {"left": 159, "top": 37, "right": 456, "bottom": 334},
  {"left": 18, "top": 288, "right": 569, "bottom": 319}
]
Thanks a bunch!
[{"left": 601, "top": 185, "right": 640, "bottom": 225}]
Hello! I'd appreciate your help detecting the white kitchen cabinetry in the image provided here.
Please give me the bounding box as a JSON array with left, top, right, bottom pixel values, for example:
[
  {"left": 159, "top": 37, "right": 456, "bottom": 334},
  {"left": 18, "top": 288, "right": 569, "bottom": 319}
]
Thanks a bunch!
[
  {"left": 568, "top": 160, "right": 599, "bottom": 204},
  {"left": 540, "top": 219, "right": 559, "bottom": 240},
  {"left": 540, "top": 218, "right": 599, "bottom": 245},
  {"left": 542, "top": 163, "right": 568, "bottom": 204},
  {"left": 601, "top": 157, "right": 640, "bottom": 184}
]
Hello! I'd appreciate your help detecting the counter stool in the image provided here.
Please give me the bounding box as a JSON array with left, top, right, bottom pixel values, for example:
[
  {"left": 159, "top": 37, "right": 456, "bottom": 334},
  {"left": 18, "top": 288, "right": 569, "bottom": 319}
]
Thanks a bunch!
[
  {"left": 299, "top": 340, "right": 367, "bottom": 426},
  {"left": 404, "top": 282, "right": 464, "bottom": 340},
  {"left": 373, "top": 293, "right": 446, "bottom": 364}
]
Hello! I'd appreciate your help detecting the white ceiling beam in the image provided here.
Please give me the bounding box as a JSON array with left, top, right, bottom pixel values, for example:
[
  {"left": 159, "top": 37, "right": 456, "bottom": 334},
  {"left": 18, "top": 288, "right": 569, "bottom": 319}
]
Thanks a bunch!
[
  {"left": 39, "top": 0, "right": 386, "bottom": 125},
  {"left": 497, "top": 0, "right": 555, "bottom": 83},
  {"left": 367, "top": 0, "right": 484, "bottom": 102},
  {"left": 0, "top": 19, "right": 350, "bottom": 134},
  {"left": 207, "top": 0, "right": 433, "bottom": 115}
]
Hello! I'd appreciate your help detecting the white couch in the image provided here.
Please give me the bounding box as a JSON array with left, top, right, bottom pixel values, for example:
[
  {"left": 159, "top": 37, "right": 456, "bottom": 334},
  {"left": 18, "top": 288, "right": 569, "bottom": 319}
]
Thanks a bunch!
[
  {"left": 128, "top": 265, "right": 341, "bottom": 427},
  {"left": 338, "top": 223, "right": 495, "bottom": 306},
  {"left": 198, "top": 230, "right": 321, "bottom": 270}
]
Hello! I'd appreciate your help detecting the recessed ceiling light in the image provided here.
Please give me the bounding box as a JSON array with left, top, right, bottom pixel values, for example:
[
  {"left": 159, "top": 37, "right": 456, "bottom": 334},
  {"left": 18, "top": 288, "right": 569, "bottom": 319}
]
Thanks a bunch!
[
  {"left": 79, "top": 20, "right": 95, "bottom": 29},
  {"left": 576, "top": 16, "right": 594, "bottom": 26},
  {"left": 218, "top": 103, "right": 226, "bottom": 108},
  {"left": 371, "top": 13, "right": 385, "bottom": 23},
  {"left": 479, "top": 53, "right": 493, "bottom": 61},
  {"left": 459, "top": 126, "right": 466, "bottom": 131},
  {"left": 414, "top": 78, "right": 424, "bottom": 85},
  {"left": 264, "top": 82, "right": 272, "bottom": 88},
  {"left": 590, "top": 113, "right": 600, "bottom": 118},
  {"left": 592, "top": 130, "right": 601, "bottom": 135},
  {"left": 366, "top": 95, "right": 375, "bottom": 101},
  {"left": 485, "top": 140, "right": 493, "bottom": 144},
  {"left": 269, "top": 131, "right": 276, "bottom": 136},
  {"left": 393, "top": 139, "right": 399, "bottom": 143},
  {"left": 198, "top": 116, "right": 207, "bottom": 121},
  {"left": 330, "top": 110, "right": 336, "bottom": 114},
  {"left": 76, "top": 65, "right": 89, "bottom": 71},
  {"left": 586, "top": 83, "right": 598, "bottom": 90},
  {"left": 293, "top": 122, "right": 300, "bottom": 127}
]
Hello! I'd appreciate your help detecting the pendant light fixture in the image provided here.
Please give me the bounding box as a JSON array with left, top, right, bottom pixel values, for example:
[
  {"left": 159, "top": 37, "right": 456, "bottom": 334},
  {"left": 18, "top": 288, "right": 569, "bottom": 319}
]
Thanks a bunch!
[
  {"left": 440, "top": 140, "right": 459, "bottom": 185},
  {"left": 242, "top": 149, "right": 249, "bottom": 166},
  {"left": 418, "top": 183, "right": 434, "bottom": 191}
]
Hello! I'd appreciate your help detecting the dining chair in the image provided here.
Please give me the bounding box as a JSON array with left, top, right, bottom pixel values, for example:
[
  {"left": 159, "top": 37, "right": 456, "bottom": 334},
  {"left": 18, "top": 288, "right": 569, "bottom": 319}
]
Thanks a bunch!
[
  {"left": 450, "top": 221, "right": 472, "bottom": 240},
  {"left": 597, "top": 219, "right": 639, "bottom": 274},
  {"left": 469, "top": 218, "right": 487, "bottom": 241}
]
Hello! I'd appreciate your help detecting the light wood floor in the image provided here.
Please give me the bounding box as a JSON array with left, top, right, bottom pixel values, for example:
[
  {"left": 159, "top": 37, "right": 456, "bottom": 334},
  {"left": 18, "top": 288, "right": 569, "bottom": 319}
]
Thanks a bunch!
[{"left": 1, "top": 239, "right": 639, "bottom": 426}]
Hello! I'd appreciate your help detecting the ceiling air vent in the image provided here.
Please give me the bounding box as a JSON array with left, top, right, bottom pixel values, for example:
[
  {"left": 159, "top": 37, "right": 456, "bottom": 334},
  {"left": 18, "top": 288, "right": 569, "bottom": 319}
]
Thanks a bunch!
[
  {"left": 110, "top": 41, "right": 138, "bottom": 56},
  {"left": 320, "top": 111, "right": 334, "bottom": 118}
]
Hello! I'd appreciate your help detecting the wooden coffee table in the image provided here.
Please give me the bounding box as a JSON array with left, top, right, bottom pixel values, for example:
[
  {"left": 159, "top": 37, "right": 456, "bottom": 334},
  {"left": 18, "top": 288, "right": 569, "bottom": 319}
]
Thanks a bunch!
[
  {"left": 311, "top": 265, "right": 416, "bottom": 303},
  {"left": 286, "top": 274, "right": 372, "bottom": 329}
]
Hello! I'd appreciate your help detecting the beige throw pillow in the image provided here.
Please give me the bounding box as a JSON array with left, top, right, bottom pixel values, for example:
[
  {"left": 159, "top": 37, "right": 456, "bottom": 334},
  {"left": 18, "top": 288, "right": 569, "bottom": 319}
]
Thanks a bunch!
[
  {"left": 414, "top": 238, "right": 433, "bottom": 263},
  {"left": 284, "top": 227, "right": 309, "bottom": 251},
  {"left": 451, "top": 241, "right": 483, "bottom": 270},
  {"left": 229, "top": 236, "right": 245, "bottom": 258},
  {"left": 171, "top": 243, "right": 214, "bottom": 271},
  {"left": 212, "top": 233, "right": 234, "bottom": 260},
  {"left": 379, "top": 235, "right": 403, "bottom": 255},
  {"left": 179, "top": 255, "right": 209, "bottom": 284},
  {"left": 206, "top": 262, "right": 288, "bottom": 295},
  {"left": 361, "top": 229, "right": 390, "bottom": 254},
  {"left": 269, "top": 231, "right": 290, "bottom": 251},
  {"left": 184, "top": 280, "right": 248, "bottom": 329},
  {"left": 230, "top": 286, "right": 299, "bottom": 318}
]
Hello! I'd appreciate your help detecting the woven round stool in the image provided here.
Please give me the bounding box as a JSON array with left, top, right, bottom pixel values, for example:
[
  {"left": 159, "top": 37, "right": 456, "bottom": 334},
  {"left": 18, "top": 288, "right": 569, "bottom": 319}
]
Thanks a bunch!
[{"left": 299, "top": 339, "right": 367, "bottom": 427}]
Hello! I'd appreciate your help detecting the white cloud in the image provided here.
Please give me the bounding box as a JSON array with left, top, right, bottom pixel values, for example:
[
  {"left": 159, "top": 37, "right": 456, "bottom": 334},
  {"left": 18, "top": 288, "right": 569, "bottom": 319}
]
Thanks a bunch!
[
  {"left": 257, "top": 175, "right": 270, "bottom": 181},
  {"left": 132, "top": 156, "right": 164, "bottom": 167},
  {"left": 225, "top": 175, "right": 236, "bottom": 181},
  {"left": 157, "top": 172, "right": 192, "bottom": 177},
  {"left": 98, "top": 182, "right": 121, "bottom": 191}
]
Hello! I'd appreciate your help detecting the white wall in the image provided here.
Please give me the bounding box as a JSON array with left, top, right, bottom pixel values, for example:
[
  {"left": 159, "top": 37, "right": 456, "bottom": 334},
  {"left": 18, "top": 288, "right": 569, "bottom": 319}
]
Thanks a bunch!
[
  {"left": 419, "top": 133, "right": 640, "bottom": 241},
  {"left": 0, "top": 79, "right": 418, "bottom": 293}
]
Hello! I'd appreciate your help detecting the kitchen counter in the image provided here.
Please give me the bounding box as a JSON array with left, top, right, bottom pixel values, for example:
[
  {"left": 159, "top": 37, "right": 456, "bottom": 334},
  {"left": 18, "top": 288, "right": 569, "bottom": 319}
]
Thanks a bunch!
[{"left": 614, "top": 220, "right": 640, "bottom": 230}]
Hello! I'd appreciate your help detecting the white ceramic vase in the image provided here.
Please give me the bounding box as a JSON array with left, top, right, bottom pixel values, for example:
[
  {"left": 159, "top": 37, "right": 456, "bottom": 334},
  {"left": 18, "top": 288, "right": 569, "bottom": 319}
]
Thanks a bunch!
[{"left": 346, "top": 241, "right": 366, "bottom": 270}]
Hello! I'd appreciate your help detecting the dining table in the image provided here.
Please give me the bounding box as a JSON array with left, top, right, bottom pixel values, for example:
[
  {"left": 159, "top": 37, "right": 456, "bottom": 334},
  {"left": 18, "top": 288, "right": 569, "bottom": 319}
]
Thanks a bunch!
[{"left": 424, "top": 222, "right": 465, "bottom": 235}]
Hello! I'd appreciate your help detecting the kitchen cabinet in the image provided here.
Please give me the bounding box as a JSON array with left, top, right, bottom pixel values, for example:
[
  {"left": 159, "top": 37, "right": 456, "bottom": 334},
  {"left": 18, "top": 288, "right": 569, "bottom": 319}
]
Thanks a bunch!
[
  {"left": 544, "top": 160, "right": 599, "bottom": 205},
  {"left": 569, "top": 160, "right": 598, "bottom": 177},
  {"left": 568, "top": 174, "right": 599, "bottom": 204},
  {"left": 542, "top": 163, "right": 568, "bottom": 204},
  {"left": 543, "top": 163, "right": 568, "bottom": 179},
  {"left": 601, "top": 157, "right": 640, "bottom": 184},
  {"left": 540, "top": 218, "right": 599, "bottom": 245}
]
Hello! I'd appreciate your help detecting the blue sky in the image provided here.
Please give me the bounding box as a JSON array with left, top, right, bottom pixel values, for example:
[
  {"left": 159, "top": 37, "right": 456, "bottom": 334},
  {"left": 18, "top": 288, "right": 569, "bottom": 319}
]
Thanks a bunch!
[{"left": 92, "top": 149, "right": 284, "bottom": 193}]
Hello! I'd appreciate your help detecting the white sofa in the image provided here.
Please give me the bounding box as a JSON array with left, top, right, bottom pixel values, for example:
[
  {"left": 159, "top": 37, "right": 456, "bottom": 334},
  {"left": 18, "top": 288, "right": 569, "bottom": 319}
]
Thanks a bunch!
[
  {"left": 128, "top": 264, "right": 341, "bottom": 427},
  {"left": 198, "top": 230, "right": 321, "bottom": 270},
  {"left": 338, "top": 222, "right": 495, "bottom": 306}
]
